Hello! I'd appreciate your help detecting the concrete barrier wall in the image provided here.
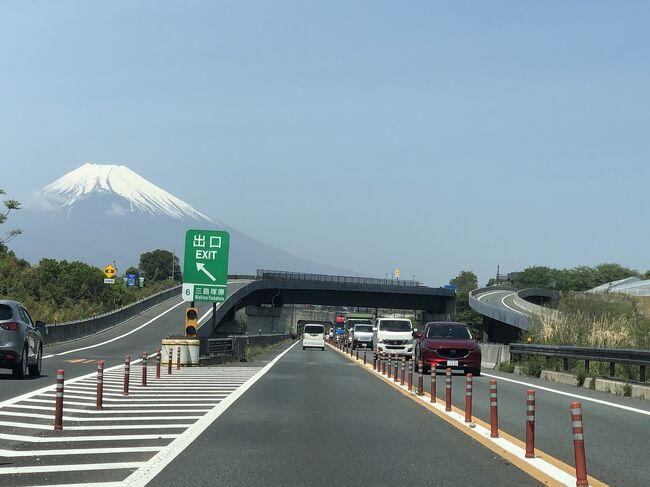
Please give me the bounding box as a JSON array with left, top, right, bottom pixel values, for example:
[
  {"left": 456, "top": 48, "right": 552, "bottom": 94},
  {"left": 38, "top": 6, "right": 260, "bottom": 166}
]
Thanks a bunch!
[
  {"left": 43, "top": 286, "right": 182, "bottom": 345},
  {"left": 480, "top": 343, "right": 510, "bottom": 370}
]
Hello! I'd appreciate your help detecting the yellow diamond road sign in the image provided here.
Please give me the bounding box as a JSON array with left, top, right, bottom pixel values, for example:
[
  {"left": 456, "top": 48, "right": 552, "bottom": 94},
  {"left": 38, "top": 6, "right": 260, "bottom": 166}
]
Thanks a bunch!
[{"left": 104, "top": 264, "right": 116, "bottom": 279}]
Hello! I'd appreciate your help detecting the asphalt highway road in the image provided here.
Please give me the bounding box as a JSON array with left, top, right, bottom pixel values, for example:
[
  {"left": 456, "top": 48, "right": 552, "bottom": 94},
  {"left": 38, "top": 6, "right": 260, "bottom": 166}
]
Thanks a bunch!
[
  {"left": 475, "top": 288, "right": 530, "bottom": 316},
  {"left": 0, "top": 294, "right": 187, "bottom": 402},
  {"left": 149, "top": 343, "right": 540, "bottom": 487}
]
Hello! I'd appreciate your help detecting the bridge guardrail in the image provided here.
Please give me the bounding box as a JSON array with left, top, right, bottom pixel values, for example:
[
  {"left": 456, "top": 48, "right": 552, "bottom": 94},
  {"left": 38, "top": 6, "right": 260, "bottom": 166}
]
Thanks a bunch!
[
  {"left": 43, "top": 285, "right": 182, "bottom": 345},
  {"left": 256, "top": 269, "right": 421, "bottom": 287},
  {"left": 510, "top": 343, "right": 650, "bottom": 382}
]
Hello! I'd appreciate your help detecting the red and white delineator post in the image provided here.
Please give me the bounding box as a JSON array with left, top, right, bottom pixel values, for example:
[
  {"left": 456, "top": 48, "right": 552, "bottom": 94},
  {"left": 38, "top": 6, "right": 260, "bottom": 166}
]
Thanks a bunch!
[{"left": 571, "top": 402, "right": 589, "bottom": 487}]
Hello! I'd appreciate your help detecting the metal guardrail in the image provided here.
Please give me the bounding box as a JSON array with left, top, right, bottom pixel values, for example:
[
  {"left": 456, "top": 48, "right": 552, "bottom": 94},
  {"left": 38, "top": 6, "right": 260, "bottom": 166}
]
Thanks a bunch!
[
  {"left": 256, "top": 269, "right": 421, "bottom": 287},
  {"left": 43, "top": 286, "right": 182, "bottom": 345},
  {"left": 510, "top": 343, "right": 650, "bottom": 382}
]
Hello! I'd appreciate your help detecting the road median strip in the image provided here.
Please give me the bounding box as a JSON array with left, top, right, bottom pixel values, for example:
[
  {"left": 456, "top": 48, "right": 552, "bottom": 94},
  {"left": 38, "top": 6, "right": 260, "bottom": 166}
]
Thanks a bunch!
[{"left": 328, "top": 342, "right": 607, "bottom": 487}]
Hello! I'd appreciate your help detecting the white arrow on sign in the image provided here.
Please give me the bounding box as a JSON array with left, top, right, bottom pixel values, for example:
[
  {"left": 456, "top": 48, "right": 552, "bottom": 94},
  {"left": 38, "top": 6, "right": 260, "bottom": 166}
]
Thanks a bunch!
[{"left": 196, "top": 262, "right": 217, "bottom": 282}]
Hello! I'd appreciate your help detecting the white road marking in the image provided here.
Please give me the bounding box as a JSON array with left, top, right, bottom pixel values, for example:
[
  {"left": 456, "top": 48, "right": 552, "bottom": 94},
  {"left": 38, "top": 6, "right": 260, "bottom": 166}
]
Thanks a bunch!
[
  {"left": 0, "top": 462, "right": 145, "bottom": 475},
  {"left": 0, "top": 447, "right": 162, "bottom": 457},
  {"left": 0, "top": 421, "right": 194, "bottom": 431},
  {"left": 123, "top": 341, "right": 299, "bottom": 487},
  {"left": 500, "top": 293, "right": 529, "bottom": 315},
  {"left": 0, "top": 411, "right": 201, "bottom": 421},
  {"left": 0, "top": 432, "right": 179, "bottom": 442},
  {"left": 42, "top": 300, "right": 186, "bottom": 359},
  {"left": 6, "top": 404, "right": 211, "bottom": 414},
  {"left": 476, "top": 290, "right": 507, "bottom": 301},
  {"left": 483, "top": 372, "right": 650, "bottom": 416}
]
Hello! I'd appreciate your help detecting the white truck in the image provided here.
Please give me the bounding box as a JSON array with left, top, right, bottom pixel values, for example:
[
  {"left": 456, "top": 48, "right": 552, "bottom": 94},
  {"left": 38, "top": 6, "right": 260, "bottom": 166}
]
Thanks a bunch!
[
  {"left": 350, "top": 323, "right": 374, "bottom": 349},
  {"left": 373, "top": 318, "right": 415, "bottom": 357}
]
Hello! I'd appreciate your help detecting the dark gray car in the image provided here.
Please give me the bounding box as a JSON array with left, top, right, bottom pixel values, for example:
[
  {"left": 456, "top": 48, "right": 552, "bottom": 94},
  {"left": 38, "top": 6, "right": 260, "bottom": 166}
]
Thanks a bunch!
[{"left": 0, "top": 300, "right": 44, "bottom": 378}]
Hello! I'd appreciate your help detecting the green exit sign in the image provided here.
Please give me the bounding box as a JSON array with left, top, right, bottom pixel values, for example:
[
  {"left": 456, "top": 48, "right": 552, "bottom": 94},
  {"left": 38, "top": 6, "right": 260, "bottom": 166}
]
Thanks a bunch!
[{"left": 182, "top": 229, "right": 230, "bottom": 302}]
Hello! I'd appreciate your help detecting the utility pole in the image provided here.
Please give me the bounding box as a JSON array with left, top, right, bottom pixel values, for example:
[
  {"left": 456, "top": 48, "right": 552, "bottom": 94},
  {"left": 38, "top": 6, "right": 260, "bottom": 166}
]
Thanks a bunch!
[{"left": 172, "top": 251, "right": 175, "bottom": 281}]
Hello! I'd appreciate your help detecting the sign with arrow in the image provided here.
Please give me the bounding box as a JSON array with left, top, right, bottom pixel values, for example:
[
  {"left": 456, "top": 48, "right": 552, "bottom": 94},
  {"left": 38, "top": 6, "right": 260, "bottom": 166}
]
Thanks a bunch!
[{"left": 182, "top": 229, "right": 230, "bottom": 303}]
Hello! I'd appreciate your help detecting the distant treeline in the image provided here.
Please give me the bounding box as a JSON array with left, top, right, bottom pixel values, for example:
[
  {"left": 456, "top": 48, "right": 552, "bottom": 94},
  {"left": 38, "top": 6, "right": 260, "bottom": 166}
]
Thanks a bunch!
[
  {"left": 502, "top": 263, "right": 650, "bottom": 292},
  {"left": 0, "top": 246, "right": 178, "bottom": 323}
]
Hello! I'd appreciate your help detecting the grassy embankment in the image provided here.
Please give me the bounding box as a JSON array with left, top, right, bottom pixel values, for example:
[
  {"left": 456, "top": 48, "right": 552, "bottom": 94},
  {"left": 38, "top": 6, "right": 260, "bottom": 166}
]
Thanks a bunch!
[
  {"left": 244, "top": 339, "right": 293, "bottom": 362},
  {"left": 504, "top": 293, "right": 650, "bottom": 383}
]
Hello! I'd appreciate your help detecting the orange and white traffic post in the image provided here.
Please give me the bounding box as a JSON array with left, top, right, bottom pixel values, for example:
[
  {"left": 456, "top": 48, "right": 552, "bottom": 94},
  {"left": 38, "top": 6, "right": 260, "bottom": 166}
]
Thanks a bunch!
[
  {"left": 156, "top": 348, "right": 161, "bottom": 379},
  {"left": 407, "top": 359, "right": 413, "bottom": 391},
  {"left": 525, "top": 390, "right": 535, "bottom": 458},
  {"left": 176, "top": 346, "right": 181, "bottom": 370},
  {"left": 96, "top": 360, "right": 104, "bottom": 410},
  {"left": 141, "top": 352, "right": 148, "bottom": 387},
  {"left": 430, "top": 367, "right": 436, "bottom": 403},
  {"left": 571, "top": 402, "right": 589, "bottom": 487},
  {"left": 400, "top": 356, "right": 406, "bottom": 386},
  {"left": 167, "top": 348, "right": 173, "bottom": 375},
  {"left": 417, "top": 360, "right": 424, "bottom": 396},
  {"left": 490, "top": 379, "right": 499, "bottom": 438},
  {"left": 445, "top": 368, "right": 452, "bottom": 411},
  {"left": 465, "top": 373, "right": 473, "bottom": 423},
  {"left": 54, "top": 369, "right": 64, "bottom": 431},
  {"left": 123, "top": 355, "right": 130, "bottom": 396}
]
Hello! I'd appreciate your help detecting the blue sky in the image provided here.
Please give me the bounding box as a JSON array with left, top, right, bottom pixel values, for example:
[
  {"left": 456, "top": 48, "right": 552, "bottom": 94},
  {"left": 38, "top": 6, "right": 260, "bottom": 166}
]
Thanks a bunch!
[{"left": 1, "top": 1, "right": 649, "bottom": 286}]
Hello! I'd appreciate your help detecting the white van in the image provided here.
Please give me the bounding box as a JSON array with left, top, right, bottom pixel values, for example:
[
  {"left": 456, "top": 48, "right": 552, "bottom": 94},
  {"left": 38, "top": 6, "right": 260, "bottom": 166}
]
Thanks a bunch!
[
  {"left": 374, "top": 318, "right": 414, "bottom": 356},
  {"left": 302, "top": 323, "right": 325, "bottom": 350}
]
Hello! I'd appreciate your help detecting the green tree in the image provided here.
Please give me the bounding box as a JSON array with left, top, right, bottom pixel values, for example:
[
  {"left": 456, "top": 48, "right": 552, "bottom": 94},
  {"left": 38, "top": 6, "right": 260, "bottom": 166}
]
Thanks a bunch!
[
  {"left": 450, "top": 270, "right": 478, "bottom": 293},
  {"left": 0, "top": 189, "right": 22, "bottom": 248},
  {"left": 139, "top": 249, "right": 178, "bottom": 281},
  {"left": 593, "top": 263, "right": 639, "bottom": 285},
  {"left": 449, "top": 270, "right": 483, "bottom": 331},
  {"left": 644, "top": 269, "right": 650, "bottom": 280}
]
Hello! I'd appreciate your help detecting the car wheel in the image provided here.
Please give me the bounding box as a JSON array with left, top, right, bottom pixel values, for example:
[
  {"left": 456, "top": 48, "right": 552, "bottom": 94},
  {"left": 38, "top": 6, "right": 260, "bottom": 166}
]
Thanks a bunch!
[
  {"left": 303, "top": 347, "right": 306, "bottom": 350},
  {"left": 13, "top": 346, "right": 28, "bottom": 379},
  {"left": 29, "top": 345, "right": 42, "bottom": 377},
  {"left": 321, "top": 347, "right": 325, "bottom": 351},
  {"left": 471, "top": 367, "right": 481, "bottom": 377}
]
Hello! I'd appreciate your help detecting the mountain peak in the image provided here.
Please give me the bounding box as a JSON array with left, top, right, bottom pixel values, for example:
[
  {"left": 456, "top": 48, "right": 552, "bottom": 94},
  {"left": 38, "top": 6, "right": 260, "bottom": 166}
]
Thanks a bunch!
[{"left": 42, "top": 163, "right": 212, "bottom": 221}]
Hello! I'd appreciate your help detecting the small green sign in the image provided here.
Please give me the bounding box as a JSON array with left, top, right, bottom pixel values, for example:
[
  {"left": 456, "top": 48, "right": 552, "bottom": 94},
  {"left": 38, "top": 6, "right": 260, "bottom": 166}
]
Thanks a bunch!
[{"left": 182, "top": 229, "right": 230, "bottom": 303}]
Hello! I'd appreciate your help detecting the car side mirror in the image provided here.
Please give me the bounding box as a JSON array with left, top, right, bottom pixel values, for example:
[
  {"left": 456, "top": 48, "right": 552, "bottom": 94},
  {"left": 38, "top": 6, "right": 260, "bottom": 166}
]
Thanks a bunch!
[
  {"left": 413, "top": 330, "right": 423, "bottom": 339},
  {"left": 474, "top": 334, "right": 481, "bottom": 342},
  {"left": 372, "top": 327, "right": 377, "bottom": 332}
]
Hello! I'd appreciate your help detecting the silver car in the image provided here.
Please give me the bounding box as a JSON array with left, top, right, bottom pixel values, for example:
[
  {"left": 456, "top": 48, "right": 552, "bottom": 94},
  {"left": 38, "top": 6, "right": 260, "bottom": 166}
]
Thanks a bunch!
[{"left": 0, "top": 300, "right": 44, "bottom": 378}]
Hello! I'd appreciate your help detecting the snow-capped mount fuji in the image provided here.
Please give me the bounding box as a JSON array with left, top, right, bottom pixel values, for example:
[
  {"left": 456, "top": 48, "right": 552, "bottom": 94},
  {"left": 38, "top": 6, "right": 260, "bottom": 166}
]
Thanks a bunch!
[
  {"left": 15, "top": 163, "right": 347, "bottom": 276},
  {"left": 43, "top": 163, "right": 212, "bottom": 221}
]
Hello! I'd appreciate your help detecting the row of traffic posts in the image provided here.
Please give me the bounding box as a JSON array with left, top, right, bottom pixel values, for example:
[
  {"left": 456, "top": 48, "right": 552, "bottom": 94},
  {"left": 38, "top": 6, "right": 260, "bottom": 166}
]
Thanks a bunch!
[
  {"left": 53, "top": 346, "right": 187, "bottom": 430},
  {"left": 330, "top": 338, "right": 591, "bottom": 487}
]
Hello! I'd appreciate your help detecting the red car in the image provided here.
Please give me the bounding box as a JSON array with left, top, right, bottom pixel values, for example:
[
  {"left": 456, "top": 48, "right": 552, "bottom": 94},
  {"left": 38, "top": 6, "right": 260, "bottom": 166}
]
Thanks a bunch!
[{"left": 413, "top": 322, "right": 481, "bottom": 376}]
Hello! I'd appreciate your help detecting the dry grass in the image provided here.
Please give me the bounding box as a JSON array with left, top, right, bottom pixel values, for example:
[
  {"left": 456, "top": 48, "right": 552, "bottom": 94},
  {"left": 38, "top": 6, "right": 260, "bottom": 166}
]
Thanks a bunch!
[
  {"left": 530, "top": 293, "right": 650, "bottom": 349},
  {"left": 634, "top": 297, "right": 650, "bottom": 319}
]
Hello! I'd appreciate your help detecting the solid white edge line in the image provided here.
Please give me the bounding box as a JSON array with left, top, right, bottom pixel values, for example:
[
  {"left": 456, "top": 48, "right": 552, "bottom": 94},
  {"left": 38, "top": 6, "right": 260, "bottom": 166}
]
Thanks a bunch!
[
  {"left": 123, "top": 340, "right": 299, "bottom": 487},
  {"left": 483, "top": 372, "right": 650, "bottom": 416},
  {"left": 45, "top": 300, "right": 186, "bottom": 358}
]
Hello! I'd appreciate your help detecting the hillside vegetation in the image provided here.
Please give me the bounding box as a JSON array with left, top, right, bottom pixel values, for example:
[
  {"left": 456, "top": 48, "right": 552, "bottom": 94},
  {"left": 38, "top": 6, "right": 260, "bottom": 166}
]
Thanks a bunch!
[{"left": 0, "top": 247, "right": 176, "bottom": 323}]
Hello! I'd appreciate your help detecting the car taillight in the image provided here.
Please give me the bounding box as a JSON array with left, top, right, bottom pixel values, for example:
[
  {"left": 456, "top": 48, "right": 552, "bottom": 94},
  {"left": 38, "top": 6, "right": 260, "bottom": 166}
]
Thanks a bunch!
[{"left": 0, "top": 322, "right": 19, "bottom": 331}]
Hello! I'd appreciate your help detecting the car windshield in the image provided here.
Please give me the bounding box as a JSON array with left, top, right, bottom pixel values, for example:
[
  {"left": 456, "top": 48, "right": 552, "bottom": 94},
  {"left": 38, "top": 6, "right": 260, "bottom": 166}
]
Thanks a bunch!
[
  {"left": 379, "top": 320, "right": 411, "bottom": 332},
  {"left": 0, "top": 305, "right": 13, "bottom": 320},
  {"left": 304, "top": 325, "right": 324, "bottom": 334},
  {"left": 354, "top": 325, "right": 373, "bottom": 333},
  {"left": 427, "top": 325, "right": 472, "bottom": 340}
]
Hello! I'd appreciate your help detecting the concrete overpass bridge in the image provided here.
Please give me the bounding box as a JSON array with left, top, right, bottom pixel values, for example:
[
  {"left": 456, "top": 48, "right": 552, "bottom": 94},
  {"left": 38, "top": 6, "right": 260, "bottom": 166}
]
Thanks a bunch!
[
  {"left": 469, "top": 286, "right": 558, "bottom": 343},
  {"left": 198, "top": 270, "right": 456, "bottom": 352}
]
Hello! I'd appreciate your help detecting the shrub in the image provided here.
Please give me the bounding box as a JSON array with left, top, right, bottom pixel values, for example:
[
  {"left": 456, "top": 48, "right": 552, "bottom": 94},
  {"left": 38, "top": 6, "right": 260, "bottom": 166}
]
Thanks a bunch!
[
  {"left": 499, "top": 361, "right": 515, "bottom": 373},
  {"left": 524, "top": 357, "right": 544, "bottom": 378},
  {"left": 623, "top": 383, "right": 632, "bottom": 397},
  {"left": 576, "top": 368, "right": 587, "bottom": 387},
  {"left": 588, "top": 378, "right": 596, "bottom": 390}
]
